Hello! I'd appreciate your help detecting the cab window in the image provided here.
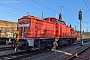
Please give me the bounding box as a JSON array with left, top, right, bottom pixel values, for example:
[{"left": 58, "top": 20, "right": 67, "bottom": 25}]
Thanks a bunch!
[
  {"left": 58, "top": 21, "right": 66, "bottom": 25},
  {"left": 52, "top": 20, "right": 57, "bottom": 23}
]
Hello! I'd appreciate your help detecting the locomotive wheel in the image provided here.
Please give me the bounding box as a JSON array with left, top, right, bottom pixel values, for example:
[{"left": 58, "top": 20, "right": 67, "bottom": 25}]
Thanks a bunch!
[
  {"left": 26, "top": 46, "right": 32, "bottom": 51},
  {"left": 20, "top": 44, "right": 26, "bottom": 50},
  {"left": 39, "top": 44, "right": 45, "bottom": 50},
  {"left": 67, "top": 40, "right": 71, "bottom": 46}
]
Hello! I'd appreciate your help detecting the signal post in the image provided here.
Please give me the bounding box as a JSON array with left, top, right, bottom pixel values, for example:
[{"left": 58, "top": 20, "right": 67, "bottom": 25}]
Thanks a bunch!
[{"left": 78, "top": 10, "right": 83, "bottom": 46}]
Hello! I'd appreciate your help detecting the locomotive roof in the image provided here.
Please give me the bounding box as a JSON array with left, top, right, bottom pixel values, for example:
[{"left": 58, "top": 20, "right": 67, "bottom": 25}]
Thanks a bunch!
[
  {"left": 19, "top": 15, "right": 67, "bottom": 24},
  {"left": 19, "top": 15, "right": 41, "bottom": 20}
]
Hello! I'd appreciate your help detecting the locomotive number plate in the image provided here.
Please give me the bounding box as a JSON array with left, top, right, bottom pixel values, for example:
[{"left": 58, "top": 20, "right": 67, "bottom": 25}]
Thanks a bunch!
[{"left": 18, "top": 24, "right": 29, "bottom": 27}]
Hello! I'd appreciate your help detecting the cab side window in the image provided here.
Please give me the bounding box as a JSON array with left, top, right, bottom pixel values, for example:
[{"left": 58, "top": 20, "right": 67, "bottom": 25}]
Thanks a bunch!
[{"left": 52, "top": 20, "right": 57, "bottom": 23}]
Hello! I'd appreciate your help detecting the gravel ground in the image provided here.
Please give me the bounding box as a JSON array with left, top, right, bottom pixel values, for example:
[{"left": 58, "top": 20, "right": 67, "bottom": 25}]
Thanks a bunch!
[
  {"left": 0, "top": 49, "right": 15, "bottom": 56},
  {"left": 0, "top": 49, "right": 22, "bottom": 56},
  {"left": 21, "top": 45, "right": 81, "bottom": 60},
  {"left": 0, "top": 42, "right": 90, "bottom": 60},
  {"left": 21, "top": 42, "right": 90, "bottom": 60},
  {"left": 51, "top": 42, "right": 90, "bottom": 60},
  {"left": 0, "top": 44, "right": 16, "bottom": 56}
]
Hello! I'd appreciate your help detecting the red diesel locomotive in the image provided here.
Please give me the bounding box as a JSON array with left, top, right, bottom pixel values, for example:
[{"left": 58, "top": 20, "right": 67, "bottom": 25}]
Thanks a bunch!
[{"left": 17, "top": 13, "right": 78, "bottom": 50}]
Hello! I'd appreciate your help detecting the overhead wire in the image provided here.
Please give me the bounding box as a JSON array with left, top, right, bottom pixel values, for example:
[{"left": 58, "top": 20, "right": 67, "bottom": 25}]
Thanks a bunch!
[
  {"left": 0, "top": 3, "right": 27, "bottom": 21},
  {"left": 82, "top": 0, "right": 90, "bottom": 31},
  {"left": 31, "top": 0, "right": 73, "bottom": 21},
  {"left": 0, "top": 3, "right": 32, "bottom": 21},
  {"left": 21, "top": 1, "right": 55, "bottom": 16},
  {"left": 0, "top": 12, "right": 19, "bottom": 20},
  {"left": 31, "top": 0, "right": 58, "bottom": 14},
  {"left": 48, "top": 0, "right": 75, "bottom": 21},
  {"left": 0, "top": 0, "right": 74, "bottom": 21},
  {"left": 87, "top": 0, "right": 90, "bottom": 6},
  {"left": 0, "top": 1, "right": 55, "bottom": 18},
  {"left": 49, "top": 0, "right": 76, "bottom": 17},
  {"left": 21, "top": 1, "right": 42, "bottom": 11},
  {"left": 0, "top": 0, "right": 87, "bottom": 23},
  {"left": 0, "top": 11, "right": 21, "bottom": 16},
  {"left": 0, "top": 3, "right": 27, "bottom": 13},
  {"left": 0, "top": 3, "right": 27, "bottom": 18},
  {"left": 83, "top": 0, "right": 90, "bottom": 12},
  {"left": 49, "top": 0, "right": 90, "bottom": 31}
]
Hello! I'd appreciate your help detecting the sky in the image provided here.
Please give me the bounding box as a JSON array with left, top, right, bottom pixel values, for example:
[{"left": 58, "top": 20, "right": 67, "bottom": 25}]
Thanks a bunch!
[{"left": 0, "top": 0, "right": 90, "bottom": 32}]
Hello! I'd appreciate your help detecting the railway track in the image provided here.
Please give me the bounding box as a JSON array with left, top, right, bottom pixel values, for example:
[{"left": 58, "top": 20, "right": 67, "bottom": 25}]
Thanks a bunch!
[
  {"left": 0, "top": 47, "right": 13, "bottom": 51},
  {"left": 0, "top": 50, "right": 31, "bottom": 60},
  {"left": 67, "top": 46, "right": 90, "bottom": 60},
  {"left": 0, "top": 49, "right": 49, "bottom": 60},
  {"left": 42, "top": 41, "right": 90, "bottom": 60},
  {"left": 75, "top": 48, "right": 90, "bottom": 60},
  {"left": 0, "top": 39, "right": 89, "bottom": 60},
  {"left": 0, "top": 45, "right": 13, "bottom": 51},
  {"left": 21, "top": 42, "right": 82, "bottom": 60}
]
